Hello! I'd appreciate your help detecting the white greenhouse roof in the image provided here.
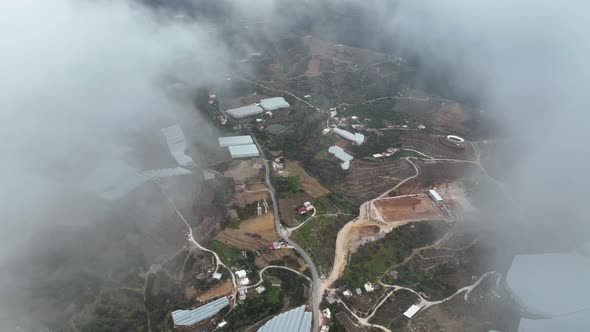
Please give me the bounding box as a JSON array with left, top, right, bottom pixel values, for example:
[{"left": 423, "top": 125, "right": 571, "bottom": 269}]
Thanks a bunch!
[
  {"left": 328, "top": 145, "right": 354, "bottom": 170},
  {"left": 333, "top": 127, "right": 365, "bottom": 145},
  {"left": 428, "top": 189, "right": 444, "bottom": 202},
  {"left": 226, "top": 104, "right": 264, "bottom": 119},
  {"left": 161, "top": 124, "right": 194, "bottom": 167},
  {"left": 403, "top": 304, "right": 422, "bottom": 319},
  {"left": 172, "top": 296, "right": 230, "bottom": 327},
  {"left": 229, "top": 144, "right": 260, "bottom": 158},
  {"left": 82, "top": 160, "right": 147, "bottom": 200},
  {"left": 257, "top": 305, "right": 312, "bottom": 332},
  {"left": 219, "top": 135, "right": 254, "bottom": 147},
  {"left": 259, "top": 97, "right": 290, "bottom": 111}
]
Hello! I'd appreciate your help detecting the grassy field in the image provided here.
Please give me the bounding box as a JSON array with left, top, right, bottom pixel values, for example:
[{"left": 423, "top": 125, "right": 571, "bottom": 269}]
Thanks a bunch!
[
  {"left": 343, "top": 221, "right": 449, "bottom": 288},
  {"left": 292, "top": 215, "right": 351, "bottom": 271},
  {"left": 208, "top": 240, "right": 249, "bottom": 267}
]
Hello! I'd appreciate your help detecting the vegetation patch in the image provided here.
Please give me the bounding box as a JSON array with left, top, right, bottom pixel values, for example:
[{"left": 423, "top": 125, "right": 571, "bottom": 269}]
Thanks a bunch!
[
  {"left": 275, "top": 176, "right": 304, "bottom": 198},
  {"left": 343, "top": 221, "right": 449, "bottom": 288},
  {"left": 292, "top": 215, "right": 351, "bottom": 271}
]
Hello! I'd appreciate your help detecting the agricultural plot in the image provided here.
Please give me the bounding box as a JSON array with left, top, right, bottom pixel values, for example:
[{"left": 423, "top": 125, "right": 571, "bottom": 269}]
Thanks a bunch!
[
  {"left": 403, "top": 273, "right": 520, "bottom": 332},
  {"left": 343, "top": 221, "right": 450, "bottom": 288},
  {"left": 215, "top": 213, "right": 279, "bottom": 251},
  {"left": 255, "top": 248, "right": 307, "bottom": 272},
  {"left": 368, "top": 290, "right": 420, "bottom": 328},
  {"left": 371, "top": 194, "right": 445, "bottom": 223},
  {"left": 282, "top": 160, "right": 330, "bottom": 198},
  {"left": 332, "top": 159, "right": 415, "bottom": 205},
  {"left": 392, "top": 160, "right": 480, "bottom": 196},
  {"left": 292, "top": 215, "right": 351, "bottom": 272},
  {"left": 335, "top": 312, "right": 369, "bottom": 332},
  {"left": 399, "top": 132, "right": 477, "bottom": 161}
]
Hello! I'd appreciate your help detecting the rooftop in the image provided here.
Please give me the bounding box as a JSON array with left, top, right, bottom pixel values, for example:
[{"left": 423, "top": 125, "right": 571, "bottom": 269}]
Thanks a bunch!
[
  {"left": 225, "top": 104, "right": 264, "bottom": 119},
  {"left": 428, "top": 189, "right": 444, "bottom": 202},
  {"left": 229, "top": 144, "right": 260, "bottom": 159},
  {"left": 403, "top": 304, "right": 423, "bottom": 319},
  {"left": 259, "top": 97, "right": 290, "bottom": 111},
  {"left": 328, "top": 145, "right": 354, "bottom": 170},
  {"left": 219, "top": 135, "right": 254, "bottom": 147},
  {"left": 171, "top": 296, "right": 230, "bottom": 326},
  {"left": 333, "top": 127, "right": 365, "bottom": 145},
  {"left": 257, "top": 305, "right": 312, "bottom": 332}
]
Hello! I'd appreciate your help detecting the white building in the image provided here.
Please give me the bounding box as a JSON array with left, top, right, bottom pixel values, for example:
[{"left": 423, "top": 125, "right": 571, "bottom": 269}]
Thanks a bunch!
[
  {"left": 259, "top": 97, "right": 290, "bottom": 111},
  {"left": 428, "top": 189, "right": 444, "bottom": 204},
  {"left": 333, "top": 127, "right": 365, "bottom": 145},
  {"left": 235, "top": 270, "right": 247, "bottom": 278},
  {"left": 212, "top": 272, "right": 222, "bottom": 280},
  {"left": 328, "top": 145, "right": 354, "bottom": 170},
  {"left": 256, "top": 286, "right": 266, "bottom": 294},
  {"left": 218, "top": 135, "right": 254, "bottom": 147},
  {"left": 226, "top": 104, "right": 264, "bottom": 119},
  {"left": 228, "top": 144, "right": 260, "bottom": 159},
  {"left": 403, "top": 304, "right": 423, "bottom": 319},
  {"left": 364, "top": 282, "right": 375, "bottom": 292}
]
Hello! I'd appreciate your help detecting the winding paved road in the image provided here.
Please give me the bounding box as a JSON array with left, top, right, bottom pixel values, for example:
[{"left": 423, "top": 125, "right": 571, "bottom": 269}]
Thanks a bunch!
[
  {"left": 244, "top": 265, "right": 312, "bottom": 290},
  {"left": 251, "top": 134, "right": 322, "bottom": 332}
]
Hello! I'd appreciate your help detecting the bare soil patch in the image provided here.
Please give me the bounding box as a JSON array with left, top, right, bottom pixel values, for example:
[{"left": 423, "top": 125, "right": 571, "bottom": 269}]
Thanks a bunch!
[
  {"left": 393, "top": 160, "right": 479, "bottom": 196},
  {"left": 282, "top": 161, "right": 329, "bottom": 198},
  {"left": 305, "top": 57, "right": 321, "bottom": 77},
  {"left": 196, "top": 280, "right": 233, "bottom": 302},
  {"left": 215, "top": 213, "right": 279, "bottom": 251},
  {"left": 223, "top": 159, "right": 264, "bottom": 182},
  {"left": 373, "top": 194, "right": 444, "bottom": 223},
  {"left": 230, "top": 190, "right": 269, "bottom": 207}
]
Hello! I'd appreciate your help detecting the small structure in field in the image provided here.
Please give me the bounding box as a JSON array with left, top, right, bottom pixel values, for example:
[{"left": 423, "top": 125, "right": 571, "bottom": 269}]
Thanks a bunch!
[
  {"left": 403, "top": 304, "right": 423, "bottom": 319},
  {"left": 428, "top": 189, "right": 444, "bottom": 204}
]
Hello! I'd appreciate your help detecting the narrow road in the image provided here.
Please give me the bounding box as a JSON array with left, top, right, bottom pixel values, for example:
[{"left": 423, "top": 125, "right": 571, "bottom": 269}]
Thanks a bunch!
[
  {"left": 239, "top": 77, "right": 319, "bottom": 111},
  {"left": 251, "top": 134, "right": 322, "bottom": 332},
  {"left": 154, "top": 181, "right": 238, "bottom": 299},
  {"left": 244, "top": 265, "right": 312, "bottom": 290}
]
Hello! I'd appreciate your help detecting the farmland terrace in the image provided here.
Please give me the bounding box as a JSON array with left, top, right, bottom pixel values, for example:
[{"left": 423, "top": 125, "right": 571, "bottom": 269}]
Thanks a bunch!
[{"left": 333, "top": 159, "right": 415, "bottom": 205}]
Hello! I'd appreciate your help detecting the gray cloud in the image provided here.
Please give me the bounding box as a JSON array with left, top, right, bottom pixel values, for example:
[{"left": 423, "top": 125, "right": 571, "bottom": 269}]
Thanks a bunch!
[{"left": 0, "top": 1, "right": 230, "bottom": 328}]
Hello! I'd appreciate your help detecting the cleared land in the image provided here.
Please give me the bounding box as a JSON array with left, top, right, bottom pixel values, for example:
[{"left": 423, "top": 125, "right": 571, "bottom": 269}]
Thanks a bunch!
[
  {"left": 372, "top": 194, "right": 444, "bottom": 223},
  {"left": 196, "top": 279, "right": 233, "bottom": 302},
  {"left": 305, "top": 57, "right": 321, "bottom": 77},
  {"left": 282, "top": 160, "right": 330, "bottom": 198},
  {"left": 215, "top": 213, "right": 279, "bottom": 251},
  {"left": 230, "top": 187, "right": 269, "bottom": 207},
  {"left": 333, "top": 159, "right": 415, "bottom": 205},
  {"left": 223, "top": 159, "right": 264, "bottom": 182}
]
